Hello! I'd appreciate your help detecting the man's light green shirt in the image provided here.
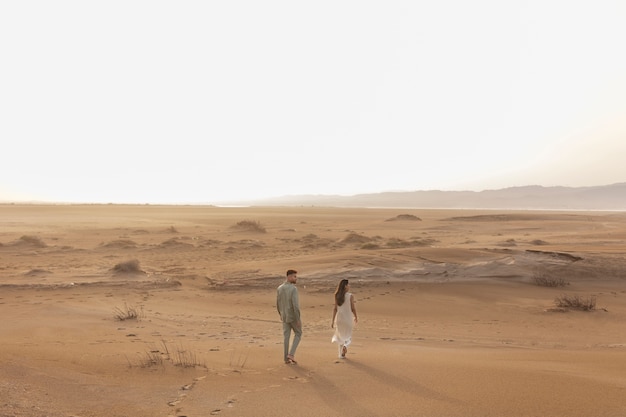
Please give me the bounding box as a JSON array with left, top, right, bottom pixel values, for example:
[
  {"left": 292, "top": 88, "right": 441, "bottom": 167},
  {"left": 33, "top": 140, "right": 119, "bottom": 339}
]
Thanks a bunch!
[{"left": 276, "top": 282, "right": 300, "bottom": 323}]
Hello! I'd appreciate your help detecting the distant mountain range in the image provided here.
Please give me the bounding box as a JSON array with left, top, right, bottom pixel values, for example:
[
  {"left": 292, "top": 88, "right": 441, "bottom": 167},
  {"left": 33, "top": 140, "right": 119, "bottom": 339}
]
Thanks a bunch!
[{"left": 240, "top": 183, "right": 626, "bottom": 210}]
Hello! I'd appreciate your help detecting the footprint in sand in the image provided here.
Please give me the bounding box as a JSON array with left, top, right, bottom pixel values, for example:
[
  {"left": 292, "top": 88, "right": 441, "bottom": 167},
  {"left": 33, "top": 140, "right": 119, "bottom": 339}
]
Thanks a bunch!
[{"left": 167, "top": 376, "right": 206, "bottom": 408}]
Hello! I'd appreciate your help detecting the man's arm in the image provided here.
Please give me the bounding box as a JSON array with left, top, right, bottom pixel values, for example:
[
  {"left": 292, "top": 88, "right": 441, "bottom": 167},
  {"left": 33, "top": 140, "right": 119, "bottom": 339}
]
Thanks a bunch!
[{"left": 292, "top": 288, "right": 301, "bottom": 326}]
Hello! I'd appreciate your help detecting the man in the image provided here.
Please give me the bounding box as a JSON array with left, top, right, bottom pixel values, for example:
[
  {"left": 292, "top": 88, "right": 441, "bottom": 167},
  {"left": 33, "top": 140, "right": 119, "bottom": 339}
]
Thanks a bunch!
[{"left": 276, "top": 269, "right": 301, "bottom": 364}]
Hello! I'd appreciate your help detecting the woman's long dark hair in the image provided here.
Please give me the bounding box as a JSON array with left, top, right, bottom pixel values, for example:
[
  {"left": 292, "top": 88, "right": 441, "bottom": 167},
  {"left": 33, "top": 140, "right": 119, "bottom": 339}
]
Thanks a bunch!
[{"left": 334, "top": 279, "right": 349, "bottom": 306}]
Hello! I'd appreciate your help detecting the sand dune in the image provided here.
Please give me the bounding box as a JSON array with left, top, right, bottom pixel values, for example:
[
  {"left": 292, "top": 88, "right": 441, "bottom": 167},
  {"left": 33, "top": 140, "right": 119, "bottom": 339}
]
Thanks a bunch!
[{"left": 1, "top": 204, "right": 626, "bottom": 416}]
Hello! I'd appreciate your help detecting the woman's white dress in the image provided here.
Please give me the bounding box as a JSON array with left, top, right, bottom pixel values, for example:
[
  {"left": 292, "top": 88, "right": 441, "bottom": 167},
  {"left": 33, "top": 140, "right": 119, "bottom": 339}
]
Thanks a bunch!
[{"left": 332, "top": 292, "right": 354, "bottom": 355}]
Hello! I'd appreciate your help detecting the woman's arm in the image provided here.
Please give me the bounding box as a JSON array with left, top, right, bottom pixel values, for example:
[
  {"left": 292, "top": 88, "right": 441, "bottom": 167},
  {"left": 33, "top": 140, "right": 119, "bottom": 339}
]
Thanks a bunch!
[
  {"left": 331, "top": 304, "right": 337, "bottom": 328},
  {"left": 350, "top": 294, "right": 358, "bottom": 323}
]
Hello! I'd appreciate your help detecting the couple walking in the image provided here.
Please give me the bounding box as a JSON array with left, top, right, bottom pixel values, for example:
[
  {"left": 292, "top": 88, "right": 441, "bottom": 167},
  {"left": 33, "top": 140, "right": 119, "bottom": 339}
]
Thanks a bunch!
[{"left": 276, "top": 270, "right": 358, "bottom": 364}]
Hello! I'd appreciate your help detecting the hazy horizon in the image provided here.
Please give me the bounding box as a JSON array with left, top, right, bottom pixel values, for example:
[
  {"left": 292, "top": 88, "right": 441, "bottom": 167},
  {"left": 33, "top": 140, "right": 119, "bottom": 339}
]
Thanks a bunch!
[
  {"left": 2, "top": 1, "right": 625, "bottom": 205},
  {"left": 3, "top": 181, "right": 625, "bottom": 207}
]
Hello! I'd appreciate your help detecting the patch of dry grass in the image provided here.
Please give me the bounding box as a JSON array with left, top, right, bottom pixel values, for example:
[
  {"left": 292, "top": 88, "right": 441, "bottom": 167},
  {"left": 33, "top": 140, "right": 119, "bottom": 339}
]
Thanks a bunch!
[
  {"left": 113, "top": 303, "right": 144, "bottom": 321},
  {"left": 112, "top": 259, "right": 145, "bottom": 274},
  {"left": 232, "top": 220, "right": 266, "bottom": 233},
  {"left": 126, "top": 341, "right": 205, "bottom": 369},
  {"left": 554, "top": 294, "right": 596, "bottom": 311},
  {"left": 533, "top": 272, "right": 568, "bottom": 287}
]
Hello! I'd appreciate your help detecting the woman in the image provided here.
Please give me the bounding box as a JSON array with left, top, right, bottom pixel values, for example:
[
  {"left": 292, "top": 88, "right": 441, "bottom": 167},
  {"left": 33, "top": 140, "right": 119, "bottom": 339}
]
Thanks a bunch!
[{"left": 331, "top": 279, "right": 358, "bottom": 359}]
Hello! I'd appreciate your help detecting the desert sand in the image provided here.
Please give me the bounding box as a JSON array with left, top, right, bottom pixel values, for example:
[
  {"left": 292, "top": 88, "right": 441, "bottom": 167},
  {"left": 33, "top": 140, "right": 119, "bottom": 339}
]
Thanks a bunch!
[{"left": 1, "top": 204, "right": 625, "bottom": 417}]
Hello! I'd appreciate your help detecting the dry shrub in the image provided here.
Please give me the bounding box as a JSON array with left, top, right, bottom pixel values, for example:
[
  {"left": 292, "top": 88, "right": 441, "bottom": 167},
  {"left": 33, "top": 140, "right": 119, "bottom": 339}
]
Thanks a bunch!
[
  {"left": 554, "top": 294, "right": 596, "bottom": 311},
  {"left": 533, "top": 272, "right": 568, "bottom": 287},
  {"left": 232, "top": 220, "right": 266, "bottom": 233},
  {"left": 112, "top": 259, "right": 145, "bottom": 274}
]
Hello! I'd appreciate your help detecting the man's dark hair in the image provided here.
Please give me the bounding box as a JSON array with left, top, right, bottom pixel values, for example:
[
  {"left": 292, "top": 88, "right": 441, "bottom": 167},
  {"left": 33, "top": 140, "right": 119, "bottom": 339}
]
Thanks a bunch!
[{"left": 286, "top": 269, "right": 298, "bottom": 276}]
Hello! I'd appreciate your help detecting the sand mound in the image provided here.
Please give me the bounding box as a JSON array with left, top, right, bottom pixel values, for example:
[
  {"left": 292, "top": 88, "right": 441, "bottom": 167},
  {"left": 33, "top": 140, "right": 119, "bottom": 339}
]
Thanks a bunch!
[
  {"left": 99, "top": 239, "right": 137, "bottom": 249},
  {"left": 385, "top": 214, "right": 422, "bottom": 221},
  {"left": 158, "top": 238, "right": 194, "bottom": 248},
  {"left": 340, "top": 232, "right": 373, "bottom": 244},
  {"left": 10, "top": 235, "right": 47, "bottom": 248}
]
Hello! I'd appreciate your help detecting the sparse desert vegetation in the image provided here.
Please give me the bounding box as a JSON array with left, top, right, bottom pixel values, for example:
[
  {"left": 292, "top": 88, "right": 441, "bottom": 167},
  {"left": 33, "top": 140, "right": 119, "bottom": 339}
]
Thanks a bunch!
[
  {"left": 111, "top": 259, "right": 145, "bottom": 274},
  {"left": 127, "top": 341, "right": 205, "bottom": 369},
  {"left": 231, "top": 220, "right": 267, "bottom": 233},
  {"left": 2, "top": 204, "right": 626, "bottom": 417},
  {"left": 532, "top": 272, "right": 568, "bottom": 287},
  {"left": 553, "top": 294, "right": 597, "bottom": 311},
  {"left": 113, "top": 303, "right": 144, "bottom": 321}
]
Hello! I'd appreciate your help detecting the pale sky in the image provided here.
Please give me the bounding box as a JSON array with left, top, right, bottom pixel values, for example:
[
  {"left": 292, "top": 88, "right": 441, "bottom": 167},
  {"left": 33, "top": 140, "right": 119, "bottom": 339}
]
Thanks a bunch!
[{"left": 2, "top": 1, "right": 625, "bottom": 204}]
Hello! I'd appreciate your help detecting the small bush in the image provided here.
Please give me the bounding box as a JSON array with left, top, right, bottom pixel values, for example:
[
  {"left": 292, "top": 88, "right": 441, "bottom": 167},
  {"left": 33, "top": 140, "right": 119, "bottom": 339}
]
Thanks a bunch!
[
  {"left": 554, "top": 294, "right": 596, "bottom": 311},
  {"left": 232, "top": 220, "right": 266, "bottom": 233},
  {"left": 112, "top": 259, "right": 144, "bottom": 274},
  {"left": 533, "top": 272, "right": 568, "bottom": 287}
]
